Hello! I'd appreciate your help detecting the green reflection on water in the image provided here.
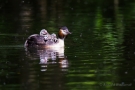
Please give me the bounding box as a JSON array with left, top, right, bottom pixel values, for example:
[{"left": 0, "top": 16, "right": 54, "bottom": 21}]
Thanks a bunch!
[
  {"left": 67, "top": 74, "right": 95, "bottom": 77},
  {"left": 0, "top": 0, "right": 135, "bottom": 90},
  {"left": 67, "top": 81, "right": 96, "bottom": 85}
]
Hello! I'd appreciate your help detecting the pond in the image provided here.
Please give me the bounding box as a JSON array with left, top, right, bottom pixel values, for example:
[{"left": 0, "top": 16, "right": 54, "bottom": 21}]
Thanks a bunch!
[{"left": 0, "top": 0, "right": 135, "bottom": 90}]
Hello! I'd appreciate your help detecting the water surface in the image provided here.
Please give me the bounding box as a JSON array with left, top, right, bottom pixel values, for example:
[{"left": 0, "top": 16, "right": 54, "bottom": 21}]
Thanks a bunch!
[{"left": 0, "top": 0, "right": 135, "bottom": 90}]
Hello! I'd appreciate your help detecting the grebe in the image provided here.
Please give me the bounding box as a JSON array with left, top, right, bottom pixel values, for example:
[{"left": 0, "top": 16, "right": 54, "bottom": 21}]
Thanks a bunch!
[{"left": 24, "top": 26, "right": 71, "bottom": 48}]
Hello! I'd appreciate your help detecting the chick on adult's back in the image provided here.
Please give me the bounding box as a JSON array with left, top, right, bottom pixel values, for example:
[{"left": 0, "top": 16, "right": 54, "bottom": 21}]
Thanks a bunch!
[{"left": 24, "top": 26, "right": 71, "bottom": 48}]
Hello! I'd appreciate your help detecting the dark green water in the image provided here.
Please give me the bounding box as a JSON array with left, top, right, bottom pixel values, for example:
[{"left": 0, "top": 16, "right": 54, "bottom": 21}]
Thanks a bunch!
[{"left": 0, "top": 0, "right": 135, "bottom": 90}]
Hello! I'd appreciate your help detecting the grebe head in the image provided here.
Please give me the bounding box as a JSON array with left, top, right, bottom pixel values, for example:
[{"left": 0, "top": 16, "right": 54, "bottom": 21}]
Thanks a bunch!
[
  {"left": 58, "top": 26, "right": 71, "bottom": 39},
  {"left": 40, "top": 29, "right": 48, "bottom": 36}
]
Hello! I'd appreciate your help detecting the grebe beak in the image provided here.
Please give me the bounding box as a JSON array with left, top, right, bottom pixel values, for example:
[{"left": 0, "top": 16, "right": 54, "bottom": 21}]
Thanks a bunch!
[
  {"left": 65, "top": 29, "right": 71, "bottom": 34},
  {"left": 67, "top": 31, "right": 71, "bottom": 34}
]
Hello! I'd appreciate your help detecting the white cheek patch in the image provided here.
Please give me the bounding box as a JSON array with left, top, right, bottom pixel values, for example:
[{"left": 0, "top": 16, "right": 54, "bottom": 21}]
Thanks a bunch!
[{"left": 61, "top": 30, "right": 67, "bottom": 35}]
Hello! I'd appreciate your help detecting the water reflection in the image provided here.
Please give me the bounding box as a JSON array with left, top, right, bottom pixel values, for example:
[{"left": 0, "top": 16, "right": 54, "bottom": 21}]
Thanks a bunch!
[
  {"left": 1, "top": 0, "right": 135, "bottom": 90},
  {"left": 22, "top": 47, "right": 68, "bottom": 90},
  {"left": 25, "top": 47, "right": 68, "bottom": 71}
]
